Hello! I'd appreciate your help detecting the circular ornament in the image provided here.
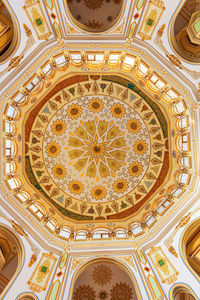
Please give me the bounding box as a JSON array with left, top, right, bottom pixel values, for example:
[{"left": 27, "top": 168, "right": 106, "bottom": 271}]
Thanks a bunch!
[
  {"left": 73, "top": 285, "right": 96, "bottom": 300},
  {"left": 110, "top": 282, "right": 133, "bottom": 300}
]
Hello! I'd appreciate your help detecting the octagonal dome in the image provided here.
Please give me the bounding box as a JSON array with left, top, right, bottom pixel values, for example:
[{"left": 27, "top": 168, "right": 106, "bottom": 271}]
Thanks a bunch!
[{"left": 1, "top": 50, "right": 193, "bottom": 240}]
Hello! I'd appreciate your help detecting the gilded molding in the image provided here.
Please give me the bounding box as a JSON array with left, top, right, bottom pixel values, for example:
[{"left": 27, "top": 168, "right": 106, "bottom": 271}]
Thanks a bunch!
[
  {"left": 0, "top": 209, "right": 40, "bottom": 266},
  {"left": 0, "top": 24, "right": 35, "bottom": 79},
  {"left": 155, "top": 25, "right": 200, "bottom": 80},
  {"left": 23, "top": 0, "right": 52, "bottom": 40},
  {"left": 148, "top": 246, "right": 179, "bottom": 284},
  {"left": 28, "top": 252, "right": 57, "bottom": 293}
]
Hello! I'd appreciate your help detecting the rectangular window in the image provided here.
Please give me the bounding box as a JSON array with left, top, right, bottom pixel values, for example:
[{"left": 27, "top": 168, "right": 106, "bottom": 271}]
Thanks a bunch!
[
  {"left": 71, "top": 53, "right": 82, "bottom": 63},
  {"left": 55, "top": 55, "right": 66, "bottom": 66},
  {"left": 42, "top": 63, "right": 52, "bottom": 75}
]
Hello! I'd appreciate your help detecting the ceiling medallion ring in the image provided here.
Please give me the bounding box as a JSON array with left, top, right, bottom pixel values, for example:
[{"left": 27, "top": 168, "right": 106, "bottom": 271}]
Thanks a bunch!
[{"left": 19, "top": 74, "right": 171, "bottom": 223}]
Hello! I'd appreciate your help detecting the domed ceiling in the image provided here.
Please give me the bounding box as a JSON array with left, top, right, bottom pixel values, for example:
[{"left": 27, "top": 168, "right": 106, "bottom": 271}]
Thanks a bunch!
[
  {"left": 66, "top": 0, "right": 124, "bottom": 32},
  {"left": 72, "top": 259, "right": 139, "bottom": 299},
  {"left": 0, "top": 0, "right": 198, "bottom": 247},
  {"left": 1, "top": 46, "right": 194, "bottom": 242},
  {"left": 23, "top": 74, "right": 169, "bottom": 221}
]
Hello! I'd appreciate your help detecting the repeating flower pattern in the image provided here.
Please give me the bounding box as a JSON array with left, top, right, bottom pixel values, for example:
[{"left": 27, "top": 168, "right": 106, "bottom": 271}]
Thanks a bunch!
[
  {"left": 46, "top": 142, "right": 60, "bottom": 157},
  {"left": 43, "top": 96, "right": 150, "bottom": 202},
  {"left": 52, "top": 164, "right": 67, "bottom": 179},
  {"left": 51, "top": 119, "right": 66, "bottom": 135}
]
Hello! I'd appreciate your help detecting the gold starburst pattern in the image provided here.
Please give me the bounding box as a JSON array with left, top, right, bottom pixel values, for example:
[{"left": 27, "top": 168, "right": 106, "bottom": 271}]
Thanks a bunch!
[
  {"left": 52, "top": 164, "right": 67, "bottom": 179},
  {"left": 110, "top": 103, "right": 125, "bottom": 118},
  {"left": 68, "top": 180, "right": 84, "bottom": 195},
  {"left": 127, "top": 118, "right": 141, "bottom": 134},
  {"left": 92, "top": 264, "right": 113, "bottom": 286},
  {"left": 110, "top": 282, "right": 133, "bottom": 300},
  {"left": 46, "top": 142, "right": 60, "bottom": 157},
  {"left": 90, "top": 142, "right": 105, "bottom": 157},
  {"left": 128, "top": 162, "right": 143, "bottom": 177},
  {"left": 88, "top": 97, "right": 104, "bottom": 113},
  {"left": 67, "top": 118, "right": 127, "bottom": 180},
  {"left": 73, "top": 285, "right": 96, "bottom": 300},
  {"left": 133, "top": 140, "right": 148, "bottom": 155},
  {"left": 51, "top": 119, "right": 66, "bottom": 135},
  {"left": 91, "top": 186, "right": 106, "bottom": 200},
  {"left": 113, "top": 179, "right": 128, "bottom": 193},
  {"left": 67, "top": 104, "right": 82, "bottom": 119}
]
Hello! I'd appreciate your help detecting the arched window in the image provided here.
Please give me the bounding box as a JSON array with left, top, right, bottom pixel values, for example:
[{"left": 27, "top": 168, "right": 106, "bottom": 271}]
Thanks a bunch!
[
  {"left": 177, "top": 171, "right": 190, "bottom": 185},
  {"left": 108, "top": 53, "right": 120, "bottom": 67},
  {"left": 6, "top": 177, "right": 21, "bottom": 190},
  {"left": 0, "top": 225, "right": 24, "bottom": 297},
  {"left": 45, "top": 218, "right": 58, "bottom": 233},
  {"left": 4, "top": 105, "right": 20, "bottom": 119},
  {"left": 171, "top": 284, "right": 198, "bottom": 300},
  {"left": 177, "top": 155, "right": 191, "bottom": 168},
  {"left": 11, "top": 92, "right": 26, "bottom": 104},
  {"left": 70, "top": 52, "right": 82, "bottom": 65},
  {"left": 146, "top": 73, "right": 166, "bottom": 93},
  {"left": 92, "top": 228, "right": 110, "bottom": 239},
  {"left": 115, "top": 228, "right": 127, "bottom": 238},
  {"left": 41, "top": 61, "right": 53, "bottom": 76},
  {"left": 4, "top": 120, "right": 16, "bottom": 134},
  {"left": 162, "top": 88, "right": 179, "bottom": 103},
  {"left": 181, "top": 219, "right": 200, "bottom": 281},
  {"left": 145, "top": 214, "right": 156, "bottom": 228},
  {"left": 75, "top": 230, "right": 87, "bottom": 240},
  {"left": 53, "top": 53, "right": 67, "bottom": 68},
  {"left": 86, "top": 53, "right": 105, "bottom": 67},
  {"left": 171, "top": 100, "right": 186, "bottom": 115},
  {"left": 155, "top": 198, "right": 172, "bottom": 215},
  {"left": 135, "top": 61, "right": 149, "bottom": 78},
  {"left": 4, "top": 138, "right": 17, "bottom": 157},
  {"left": 175, "top": 116, "right": 188, "bottom": 130},
  {"left": 24, "top": 75, "right": 41, "bottom": 93},
  {"left": 169, "top": 186, "right": 184, "bottom": 198},
  {"left": 15, "top": 190, "right": 31, "bottom": 203},
  {"left": 130, "top": 223, "right": 144, "bottom": 236},
  {"left": 122, "top": 54, "right": 136, "bottom": 71},
  {"left": 176, "top": 134, "right": 190, "bottom": 152},
  {"left": 28, "top": 203, "right": 46, "bottom": 220},
  {"left": 58, "top": 226, "right": 72, "bottom": 239},
  {"left": 5, "top": 162, "right": 16, "bottom": 175}
]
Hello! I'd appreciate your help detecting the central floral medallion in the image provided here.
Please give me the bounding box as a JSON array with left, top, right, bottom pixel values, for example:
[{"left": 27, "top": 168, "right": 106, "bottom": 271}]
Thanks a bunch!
[
  {"left": 43, "top": 95, "right": 150, "bottom": 202},
  {"left": 67, "top": 118, "right": 127, "bottom": 179}
]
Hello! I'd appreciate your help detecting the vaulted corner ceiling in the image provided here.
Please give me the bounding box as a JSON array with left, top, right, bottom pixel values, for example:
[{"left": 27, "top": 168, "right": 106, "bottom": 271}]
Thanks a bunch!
[{"left": 0, "top": 0, "right": 199, "bottom": 254}]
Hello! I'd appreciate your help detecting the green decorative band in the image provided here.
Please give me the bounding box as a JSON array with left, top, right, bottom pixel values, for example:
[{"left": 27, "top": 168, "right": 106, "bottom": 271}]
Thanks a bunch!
[
  {"left": 102, "top": 75, "right": 168, "bottom": 138},
  {"left": 25, "top": 156, "right": 93, "bottom": 220}
]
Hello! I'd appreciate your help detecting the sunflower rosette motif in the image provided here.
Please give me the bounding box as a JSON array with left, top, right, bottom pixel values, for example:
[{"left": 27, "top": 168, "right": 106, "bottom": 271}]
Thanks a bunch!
[{"left": 43, "top": 95, "right": 150, "bottom": 203}]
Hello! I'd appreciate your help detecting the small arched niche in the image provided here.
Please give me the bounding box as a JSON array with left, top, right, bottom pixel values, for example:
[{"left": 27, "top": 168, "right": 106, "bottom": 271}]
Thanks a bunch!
[
  {"left": 16, "top": 292, "right": 39, "bottom": 300},
  {"left": 0, "top": 224, "right": 24, "bottom": 297},
  {"left": 169, "top": 0, "right": 200, "bottom": 63},
  {"left": 170, "top": 284, "right": 198, "bottom": 300},
  {"left": 0, "top": 0, "right": 19, "bottom": 62},
  {"left": 180, "top": 218, "right": 200, "bottom": 280},
  {"left": 66, "top": 0, "right": 124, "bottom": 33},
  {"left": 71, "top": 258, "right": 142, "bottom": 300}
]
